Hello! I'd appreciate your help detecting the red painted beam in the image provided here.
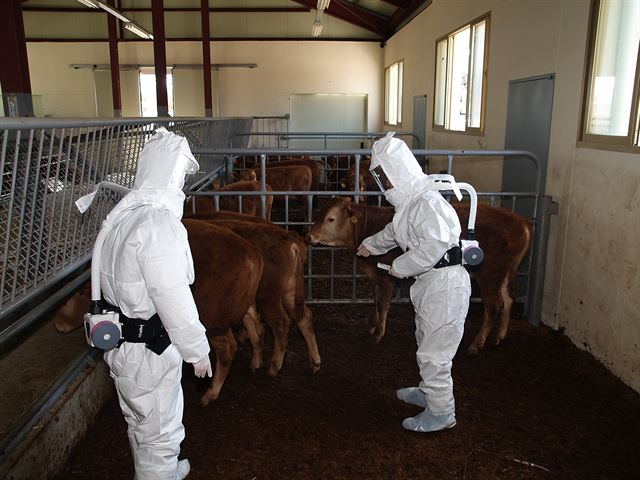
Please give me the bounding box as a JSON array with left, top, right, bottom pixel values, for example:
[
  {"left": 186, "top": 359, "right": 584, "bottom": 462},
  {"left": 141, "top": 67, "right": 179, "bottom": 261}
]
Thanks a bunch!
[
  {"left": 0, "top": 0, "right": 31, "bottom": 94},
  {"left": 106, "top": 0, "right": 122, "bottom": 116},
  {"left": 152, "top": 0, "right": 169, "bottom": 116},
  {"left": 201, "top": 0, "right": 212, "bottom": 116}
]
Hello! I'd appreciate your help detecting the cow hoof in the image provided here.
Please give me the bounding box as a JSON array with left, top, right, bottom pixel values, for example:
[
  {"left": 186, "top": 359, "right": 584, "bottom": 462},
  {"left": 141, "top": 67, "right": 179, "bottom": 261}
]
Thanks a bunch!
[
  {"left": 368, "top": 326, "right": 377, "bottom": 336},
  {"left": 466, "top": 344, "right": 480, "bottom": 355},
  {"left": 266, "top": 366, "right": 280, "bottom": 378},
  {"left": 309, "top": 362, "right": 321, "bottom": 374},
  {"left": 250, "top": 363, "right": 263, "bottom": 373},
  {"left": 492, "top": 337, "right": 504, "bottom": 348},
  {"left": 200, "top": 394, "right": 215, "bottom": 407}
]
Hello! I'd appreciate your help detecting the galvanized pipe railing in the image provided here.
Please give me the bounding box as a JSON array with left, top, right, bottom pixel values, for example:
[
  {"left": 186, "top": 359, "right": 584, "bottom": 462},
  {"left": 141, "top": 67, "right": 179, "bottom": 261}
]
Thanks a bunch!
[
  {"left": 0, "top": 117, "right": 251, "bottom": 322},
  {"left": 189, "top": 147, "right": 549, "bottom": 323}
]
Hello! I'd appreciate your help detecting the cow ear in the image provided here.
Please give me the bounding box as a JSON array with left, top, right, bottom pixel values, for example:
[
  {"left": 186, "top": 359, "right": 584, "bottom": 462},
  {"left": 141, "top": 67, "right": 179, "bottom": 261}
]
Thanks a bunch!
[{"left": 346, "top": 207, "right": 360, "bottom": 223}]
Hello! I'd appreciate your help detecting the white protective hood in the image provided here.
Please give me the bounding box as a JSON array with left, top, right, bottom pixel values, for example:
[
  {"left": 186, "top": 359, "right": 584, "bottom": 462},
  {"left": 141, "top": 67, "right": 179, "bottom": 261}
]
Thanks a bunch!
[
  {"left": 370, "top": 132, "right": 426, "bottom": 207},
  {"left": 134, "top": 127, "right": 199, "bottom": 192}
]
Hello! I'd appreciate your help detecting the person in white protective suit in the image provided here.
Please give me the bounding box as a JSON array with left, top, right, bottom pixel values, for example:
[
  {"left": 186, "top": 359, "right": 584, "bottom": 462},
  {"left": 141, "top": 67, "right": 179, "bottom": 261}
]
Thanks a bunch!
[
  {"left": 356, "top": 133, "right": 471, "bottom": 433},
  {"left": 99, "top": 128, "right": 211, "bottom": 479}
]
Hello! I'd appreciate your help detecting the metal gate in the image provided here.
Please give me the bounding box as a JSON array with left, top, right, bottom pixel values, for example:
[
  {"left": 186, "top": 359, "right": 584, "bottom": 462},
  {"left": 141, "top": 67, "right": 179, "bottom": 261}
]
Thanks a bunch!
[{"left": 189, "top": 146, "right": 557, "bottom": 325}]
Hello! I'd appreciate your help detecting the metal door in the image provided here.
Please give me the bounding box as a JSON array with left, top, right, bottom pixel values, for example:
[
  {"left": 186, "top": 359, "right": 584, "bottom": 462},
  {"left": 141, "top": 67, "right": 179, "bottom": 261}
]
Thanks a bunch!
[
  {"left": 502, "top": 74, "right": 554, "bottom": 218},
  {"left": 412, "top": 95, "right": 427, "bottom": 149}
]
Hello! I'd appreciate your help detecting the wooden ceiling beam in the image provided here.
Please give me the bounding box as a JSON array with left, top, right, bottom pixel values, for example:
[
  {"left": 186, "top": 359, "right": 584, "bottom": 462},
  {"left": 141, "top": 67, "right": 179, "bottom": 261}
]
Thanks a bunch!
[
  {"left": 385, "top": 0, "right": 431, "bottom": 38},
  {"left": 291, "top": 0, "right": 387, "bottom": 36}
]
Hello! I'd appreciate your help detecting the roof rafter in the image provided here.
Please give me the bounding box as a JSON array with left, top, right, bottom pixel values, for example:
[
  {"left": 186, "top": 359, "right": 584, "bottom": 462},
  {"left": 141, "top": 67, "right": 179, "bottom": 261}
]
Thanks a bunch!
[{"left": 291, "top": 0, "right": 387, "bottom": 37}]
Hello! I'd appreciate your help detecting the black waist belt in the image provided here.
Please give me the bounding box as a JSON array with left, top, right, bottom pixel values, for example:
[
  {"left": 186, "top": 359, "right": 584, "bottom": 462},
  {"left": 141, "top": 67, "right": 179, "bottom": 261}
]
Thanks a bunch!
[
  {"left": 434, "top": 244, "right": 462, "bottom": 269},
  {"left": 104, "top": 302, "right": 171, "bottom": 355}
]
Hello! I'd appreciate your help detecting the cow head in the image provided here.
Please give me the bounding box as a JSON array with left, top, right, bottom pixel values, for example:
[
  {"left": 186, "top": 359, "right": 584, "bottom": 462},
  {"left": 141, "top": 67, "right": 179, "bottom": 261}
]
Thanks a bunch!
[
  {"left": 306, "top": 197, "right": 359, "bottom": 250},
  {"left": 53, "top": 289, "right": 90, "bottom": 333}
]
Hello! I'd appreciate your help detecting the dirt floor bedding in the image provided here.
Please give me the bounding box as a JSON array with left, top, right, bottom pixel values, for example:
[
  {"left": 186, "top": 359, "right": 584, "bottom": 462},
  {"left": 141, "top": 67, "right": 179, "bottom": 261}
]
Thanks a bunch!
[{"left": 53, "top": 303, "right": 640, "bottom": 479}]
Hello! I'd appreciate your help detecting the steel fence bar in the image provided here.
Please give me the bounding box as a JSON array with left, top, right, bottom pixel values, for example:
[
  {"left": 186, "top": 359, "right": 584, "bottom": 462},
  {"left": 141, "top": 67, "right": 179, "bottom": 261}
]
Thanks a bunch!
[
  {"left": 23, "top": 130, "right": 45, "bottom": 293},
  {"left": 61, "top": 129, "right": 82, "bottom": 269},
  {"left": 14, "top": 129, "right": 35, "bottom": 299},
  {"left": 2, "top": 130, "right": 22, "bottom": 305}
]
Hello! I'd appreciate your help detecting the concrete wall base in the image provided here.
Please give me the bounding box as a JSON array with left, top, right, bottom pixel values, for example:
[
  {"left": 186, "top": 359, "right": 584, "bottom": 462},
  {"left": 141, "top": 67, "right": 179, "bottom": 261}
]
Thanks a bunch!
[{"left": 0, "top": 358, "right": 113, "bottom": 480}]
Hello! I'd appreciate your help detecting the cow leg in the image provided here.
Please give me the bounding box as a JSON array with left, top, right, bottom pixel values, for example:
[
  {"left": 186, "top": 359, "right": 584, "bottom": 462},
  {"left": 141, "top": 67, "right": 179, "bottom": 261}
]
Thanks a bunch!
[
  {"left": 493, "top": 275, "right": 514, "bottom": 347},
  {"left": 467, "top": 291, "right": 503, "bottom": 355},
  {"left": 296, "top": 305, "right": 321, "bottom": 374},
  {"left": 263, "top": 303, "right": 291, "bottom": 378},
  {"left": 200, "top": 330, "right": 238, "bottom": 406},
  {"left": 242, "top": 304, "right": 265, "bottom": 372},
  {"left": 371, "top": 277, "right": 395, "bottom": 343}
]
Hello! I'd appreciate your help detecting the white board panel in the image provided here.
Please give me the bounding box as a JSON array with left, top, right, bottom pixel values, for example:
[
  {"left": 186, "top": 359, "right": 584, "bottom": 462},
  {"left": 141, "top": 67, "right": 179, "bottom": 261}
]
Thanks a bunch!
[{"left": 289, "top": 93, "right": 367, "bottom": 148}]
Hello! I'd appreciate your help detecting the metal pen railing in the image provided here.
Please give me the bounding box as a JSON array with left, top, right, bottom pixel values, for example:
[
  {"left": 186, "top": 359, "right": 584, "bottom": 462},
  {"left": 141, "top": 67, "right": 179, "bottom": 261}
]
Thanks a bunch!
[
  {"left": 188, "top": 147, "right": 554, "bottom": 325},
  {"left": 0, "top": 116, "right": 251, "bottom": 327}
]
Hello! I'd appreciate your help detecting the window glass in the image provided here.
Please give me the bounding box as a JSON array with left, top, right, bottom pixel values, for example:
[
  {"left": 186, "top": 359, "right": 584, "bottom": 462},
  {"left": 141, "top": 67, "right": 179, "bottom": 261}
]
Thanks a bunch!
[
  {"left": 433, "top": 15, "right": 488, "bottom": 133},
  {"left": 434, "top": 39, "right": 447, "bottom": 126},
  {"left": 468, "top": 20, "right": 486, "bottom": 129},
  {"left": 384, "top": 61, "right": 404, "bottom": 126},
  {"left": 447, "top": 26, "right": 470, "bottom": 132},
  {"left": 586, "top": 0, "right": 640, "bottom": 136}
]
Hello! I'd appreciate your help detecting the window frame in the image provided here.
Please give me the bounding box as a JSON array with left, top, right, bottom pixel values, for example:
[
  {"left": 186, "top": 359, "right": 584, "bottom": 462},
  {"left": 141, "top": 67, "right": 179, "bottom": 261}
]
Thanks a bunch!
[
  {"left": 432, "top": 12, "right": 490, "bottom": 136},
  {"left": 384, "top": 59, "right": 404, "bottom": 127},
  {"left": 578, "top": 0, "right": 640, "bottom": 153}
]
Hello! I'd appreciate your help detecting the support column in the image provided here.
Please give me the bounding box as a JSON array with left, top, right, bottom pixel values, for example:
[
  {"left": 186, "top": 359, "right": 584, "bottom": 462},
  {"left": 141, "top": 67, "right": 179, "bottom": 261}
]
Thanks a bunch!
[
  {"left": 107, "top": 0, "right": 122, "bottom": 117},
  {"left": 0, "top": 0, "right": 33, "bottom": 116},
  {"left": 201, "top": 0, "right": 213, "bottom": 117},
  {"left": 151, "top": 0, "right": 169, "bottom": 117}
]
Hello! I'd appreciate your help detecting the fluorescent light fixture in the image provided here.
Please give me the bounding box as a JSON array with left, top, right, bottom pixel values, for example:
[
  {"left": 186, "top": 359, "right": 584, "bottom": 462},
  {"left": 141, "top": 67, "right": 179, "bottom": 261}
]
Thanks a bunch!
[
  {"left": 317, "top": 0, "right": 331, "bottom": 11},
  {"left": 312, "top": 20, "right": 322, "bottom": 37},
  {"left": 76, "top": 0, "right": 100, "bottom": 8},
  {"left": 98, "top": 2, "right": 131, "bottom": 23},
  {"left": 124, "top": 22, "right": 154, "bottom": 40}
]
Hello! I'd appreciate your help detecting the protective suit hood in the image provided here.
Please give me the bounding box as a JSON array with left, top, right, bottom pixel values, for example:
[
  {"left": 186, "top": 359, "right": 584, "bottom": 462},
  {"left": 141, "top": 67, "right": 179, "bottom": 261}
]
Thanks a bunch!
[
  {"left": 134, "top": 127, "right": 199, "bottom": 191},
  {"left": 109, "top": 128, "right": 198, "bottom": 225},
  {"left": 370, "top": 132, "right": 426, "bottom": 191}
]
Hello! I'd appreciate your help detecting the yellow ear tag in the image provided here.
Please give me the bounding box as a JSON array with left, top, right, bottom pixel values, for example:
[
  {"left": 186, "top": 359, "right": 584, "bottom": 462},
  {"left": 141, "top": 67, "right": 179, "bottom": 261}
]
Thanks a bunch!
[{"left": 350, "top": 215, "right": 358, "bottom": 224}]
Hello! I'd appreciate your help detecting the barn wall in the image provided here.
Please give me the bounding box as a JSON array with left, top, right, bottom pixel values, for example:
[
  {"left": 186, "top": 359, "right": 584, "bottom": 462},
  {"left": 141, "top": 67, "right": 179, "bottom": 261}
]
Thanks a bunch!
[
  {"left": 26, "top": 41, "right": 383, "bottom": 129},
  {"left": 385, "top": 0, "right": 640, "bottom": 392}
]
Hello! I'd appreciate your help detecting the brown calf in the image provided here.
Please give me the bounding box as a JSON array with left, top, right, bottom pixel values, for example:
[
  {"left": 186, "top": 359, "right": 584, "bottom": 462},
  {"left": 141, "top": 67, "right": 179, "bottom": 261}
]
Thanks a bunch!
[
  {"left": 306, "top": 197, "right": 532, "bottom": 354},
  {"left": 199, "top": 215, "right": 321, "bottom": 377},
  {"left": 53, "top": 220, "right": 264, "bottom": 406},
  {"left": 187, "top": 180, "right": 273, "bottom": 219}
]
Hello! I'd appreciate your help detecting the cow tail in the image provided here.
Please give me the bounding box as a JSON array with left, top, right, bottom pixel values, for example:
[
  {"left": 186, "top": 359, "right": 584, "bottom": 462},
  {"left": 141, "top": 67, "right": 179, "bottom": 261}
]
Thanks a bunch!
[{"left": 292, "top": 240, "right": 307, "bottom": 322}]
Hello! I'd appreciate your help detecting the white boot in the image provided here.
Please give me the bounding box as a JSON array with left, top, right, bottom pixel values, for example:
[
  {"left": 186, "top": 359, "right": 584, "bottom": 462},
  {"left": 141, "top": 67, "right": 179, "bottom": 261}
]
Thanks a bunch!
[
  {"left": 177, "top": 459, "right": 191, "bottom": 479},
  {"left": 402, "top": 410, "right": 456, "bottom": 433},
  {"left": 396, "top": 387, "right": 427, "bottom": 407}
]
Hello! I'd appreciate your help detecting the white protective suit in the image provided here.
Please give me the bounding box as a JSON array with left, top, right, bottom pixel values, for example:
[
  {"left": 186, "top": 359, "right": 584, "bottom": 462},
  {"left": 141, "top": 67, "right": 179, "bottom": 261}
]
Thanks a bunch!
[
  {"left": 360, "top": 134, "right": 471, "bottom": 431},
  {"left": 100, "top": 128, "right": 210, "bottom": 479}
]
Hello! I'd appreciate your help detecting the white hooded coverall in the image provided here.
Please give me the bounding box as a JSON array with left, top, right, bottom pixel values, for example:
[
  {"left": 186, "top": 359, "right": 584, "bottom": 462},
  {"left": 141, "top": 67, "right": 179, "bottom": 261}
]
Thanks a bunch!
[
  {"left": 361, "top": 135, "right": 471, "bottom": 417},
  {"left": 99, "top": 129, "right": 210, "bottom": 479}
]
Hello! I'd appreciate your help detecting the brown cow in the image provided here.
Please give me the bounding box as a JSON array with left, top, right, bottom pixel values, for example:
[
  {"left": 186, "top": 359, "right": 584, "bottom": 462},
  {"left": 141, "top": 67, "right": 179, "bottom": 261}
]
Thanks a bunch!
[
  {"left": 235, "top": 157, "right": 322, "bottom": 191},
  {"left": 53, "top": 220, "right": 265, "bottom": 406},
  {"left": 187, "top": 180, "right": 273, "bottom": 219},
  {"left": 199, "top": 215, "right": 321, "bottom": 377},
  {"left": 306, "top": 197, "right": 532, "bottom": 354}
]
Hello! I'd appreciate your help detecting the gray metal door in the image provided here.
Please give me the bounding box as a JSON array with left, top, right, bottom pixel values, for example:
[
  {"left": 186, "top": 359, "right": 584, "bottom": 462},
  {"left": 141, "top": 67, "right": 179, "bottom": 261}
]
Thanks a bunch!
[
  {"left": 412, "top": 95, "right": 427, "bottom": 149},
  {"left": 502, "top": 74, "right": 554, "bottom": 218}
]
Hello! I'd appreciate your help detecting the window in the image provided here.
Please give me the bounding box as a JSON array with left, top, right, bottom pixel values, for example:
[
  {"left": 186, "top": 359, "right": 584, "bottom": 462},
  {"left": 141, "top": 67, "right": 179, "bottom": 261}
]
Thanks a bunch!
[
  {"left": 139, "top": 68, "right": 174, "bottom": 117},
  {"left": 580, "top": 0, "right": 640, "bottom": 150},
  {"left": 384, "top": 60, "right": 403, "bottom": 126},
  {"left": 434, "top": 14, "right": 489, "bottom": 133}
]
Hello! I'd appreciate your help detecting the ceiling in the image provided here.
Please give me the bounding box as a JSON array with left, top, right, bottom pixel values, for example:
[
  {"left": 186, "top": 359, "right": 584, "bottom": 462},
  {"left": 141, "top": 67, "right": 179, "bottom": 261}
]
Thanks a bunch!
[{"left": 21, "top": 0, "right": 432, "bottom": 43}]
